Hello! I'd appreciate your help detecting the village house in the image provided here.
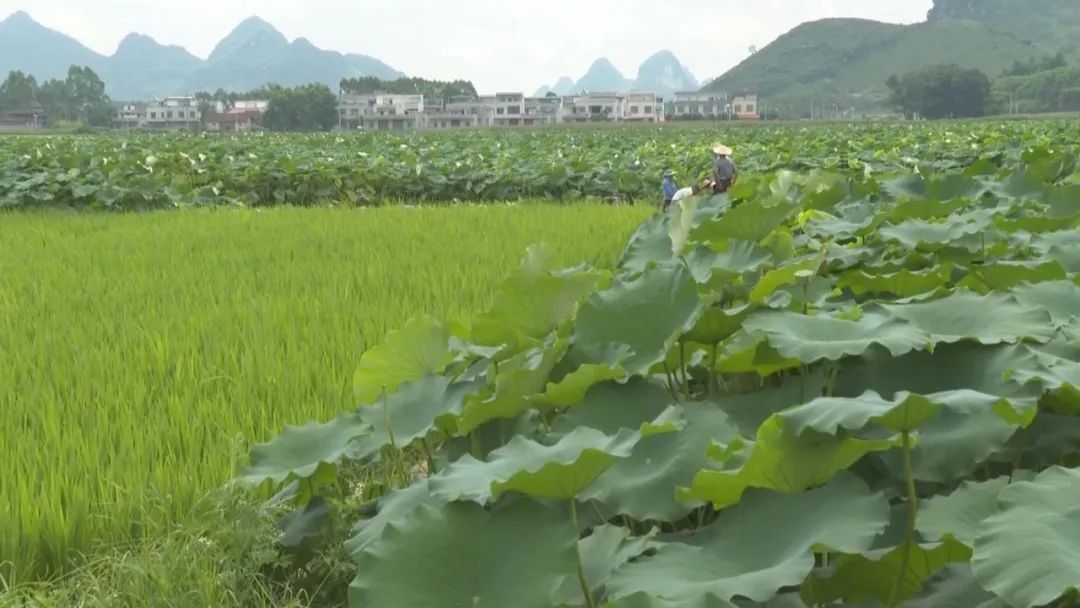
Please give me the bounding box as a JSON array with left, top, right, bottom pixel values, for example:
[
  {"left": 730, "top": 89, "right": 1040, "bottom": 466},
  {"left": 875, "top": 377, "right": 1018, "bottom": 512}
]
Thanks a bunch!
[
  {"left": 144, "top": 96, "right": 201, "bottom": 131},
  {"left": 113, "top": 103, "right": 146, "bottom": 129},
  {"left": 338, "top": 93, "right": 424, "bottom": 130},
  {"left": 673, "top": 92, "right": 729, "bottom": 119},
  {"left": 731, "top": 91, "right": 760, "bottom": 120},
  {"left": 204, "top": 107, "right": 266, "bottom": 133},
  {"left": 622, "top": 92, "right": 665, "bottom": 123},
  {"left": 0, "top": 106, "right": 47, "bottom": 130}
]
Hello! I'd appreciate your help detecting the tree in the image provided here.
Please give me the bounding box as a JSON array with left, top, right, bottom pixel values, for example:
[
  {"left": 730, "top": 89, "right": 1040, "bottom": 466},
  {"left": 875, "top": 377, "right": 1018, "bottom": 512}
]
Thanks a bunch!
[
  {"left": 886, "top": 64, "right": 991, "bottom": 119},
  {"left": 264, "top": 83, "right": 338, "bottom": 132},
  {"left": 63, "top": 66, "right": 112, "bottom": 126},
  {"left": 0, "top": 70, "right": 39, "bottom": 111}
]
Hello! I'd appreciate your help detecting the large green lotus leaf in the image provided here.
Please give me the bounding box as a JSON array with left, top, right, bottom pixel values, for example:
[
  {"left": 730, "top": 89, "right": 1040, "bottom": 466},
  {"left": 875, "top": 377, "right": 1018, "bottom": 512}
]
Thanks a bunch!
[
  {"left": 960, "top": 260, "right": 1068, "bottom": 293},
  {"left": 607, "top": 474, "right": 888, "bottom": 606},
  {"left": 685, "top": 241, "right": 772, "bottom": 285},
  {"left": 278, "top": 496, "right": 334, "bottom": 551},
  {"left": 582, "top": 404, "right": 742, "bottom": 522},
  {"left": 802, "top": 539, "right": 971, "bottom": 606},
  {"left": 1013, "top": 280, "right": 1080, "bottom": 329},
  {"left": 748, "top": 255, "right": 823, "bottom": 304},
  {"left": 781, "top": 389, "right": 1034, "bottom": 435},
  {"left": 241, "top": 413, "right": 371, "bottom": 486},
  {"left": 716, "top": 369, "right": 828, "bottom": 437},
  {"left": 620, "top": 215, "right": 675, "bottom": 272},
  {"left": 574, "top": 263, "right": 703, "bottom": 376},
  {"left": 990, "top": 412, "right": 1080, "bottom": 469},
  {"left": 550, "top": 378, "right": 672, "bottom": 436},
  {"left": 742, "top": 310, "right": 928, "bottom": 363},
  {"left": 877, "top": 400, "right": 1029, "bottom": 483},
  {"left": 429, "top": 427, "right": 642, "bottom": 502},
  {"left": 680, "top": 417, "right": 899, "bottom": 509},
  {"left": 353, "top": 316, "right": 456, "bottom": 405},
  {"left": 995, "top": 214, "right": 1080, "bottom": 234},
  {"left": 885, "top": 173, "right": 983, "bottom": 201},
  {"left": 905, "top": 565, "right": 1012, "bottom": 608},
  {"left": 835, "top": 342, "right": 1040, "bottom": 401},
  {"left": 881, "top": 291, "right": 1054, "bottom": 346},
  {"left": 877, "top": 217, "right": 987, "bottom": 250},
  {"left": 690, "top": 198, "right": 798, "bottom": 243},
  {"left": 837, "top": 266, "right": 952, "bottom": 298},
  {"left": 714, "top": 331, "right": 802, "bottom": 377},
  {"left": 344, "top": 481, "right": 444, "bottom": 557},
  {"left": 684, "top": 305, "right": 752, "bottom": 346},
  {"left": 886, "top": 197, "right": 972, "bottom": 221},
  {"left": 553, "top": 525, "right": 659, "bottom": 606},
  {"left": 454, "top": 335, "right": 568, "bottom": 435},
  {"left": 533, "top": 343, "right": 632, "bottom": 408},
  {"left": 918, "top": 477, "right": 1009, "bottom": 547},
  {"left": 972, "top": 466, "right": 1080, "bottom": 608},
  {"left": 471, "top": 265, "right": 604, "bottom": 352},
  {"left": 352, "top": 374, "right": 482, "bottom": 460},
  {"left": 349, "top": 500, "right": 578, "bottom": 608}
]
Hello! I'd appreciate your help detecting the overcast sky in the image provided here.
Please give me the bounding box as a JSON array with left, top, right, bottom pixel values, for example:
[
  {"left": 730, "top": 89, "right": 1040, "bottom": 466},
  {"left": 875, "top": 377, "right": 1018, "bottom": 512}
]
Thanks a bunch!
[{"left": 2, "top": 0, "right": 933, "bottom": 92}]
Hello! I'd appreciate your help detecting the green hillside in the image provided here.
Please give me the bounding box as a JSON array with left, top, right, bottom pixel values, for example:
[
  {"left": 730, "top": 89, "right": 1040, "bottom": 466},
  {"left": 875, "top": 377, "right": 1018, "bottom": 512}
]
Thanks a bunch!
[
  {"left": 705, "top": 18, "right": 1040, "bottom": 116},
  {"left": 928, "top": 0, "right": 1080, "bottom": 56}
]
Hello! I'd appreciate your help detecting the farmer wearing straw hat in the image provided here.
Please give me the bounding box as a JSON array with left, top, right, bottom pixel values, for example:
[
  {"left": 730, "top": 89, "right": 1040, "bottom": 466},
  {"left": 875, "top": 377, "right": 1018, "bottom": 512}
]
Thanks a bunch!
[{"left": 711, "top": 143, "right": 739, "bottom": 194}]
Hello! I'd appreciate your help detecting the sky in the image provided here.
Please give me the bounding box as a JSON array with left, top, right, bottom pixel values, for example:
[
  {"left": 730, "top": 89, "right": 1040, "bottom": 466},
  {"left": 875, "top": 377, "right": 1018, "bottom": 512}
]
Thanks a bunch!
[{"left": 1, "top": 0, "right": 933, "bottom": 92}]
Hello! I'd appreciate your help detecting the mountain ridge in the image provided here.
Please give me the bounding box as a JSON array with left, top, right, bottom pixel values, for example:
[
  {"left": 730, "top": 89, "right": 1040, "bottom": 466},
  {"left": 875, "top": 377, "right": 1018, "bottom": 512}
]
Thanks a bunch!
[
  {"left": 0, "top": 11, "right": 403, "bottom": 100},
  {"left": 700, "top": 0, "right": 1080, "bottom": 116},
  {"left": 535, "top": 51, "right": 698, "bottom": 98}
]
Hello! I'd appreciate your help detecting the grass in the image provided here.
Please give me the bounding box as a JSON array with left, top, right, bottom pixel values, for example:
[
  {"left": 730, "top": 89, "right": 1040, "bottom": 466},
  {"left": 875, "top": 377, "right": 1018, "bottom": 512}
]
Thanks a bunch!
[{"left": 0, "top": 203, "right": 650, "bottom": 583}]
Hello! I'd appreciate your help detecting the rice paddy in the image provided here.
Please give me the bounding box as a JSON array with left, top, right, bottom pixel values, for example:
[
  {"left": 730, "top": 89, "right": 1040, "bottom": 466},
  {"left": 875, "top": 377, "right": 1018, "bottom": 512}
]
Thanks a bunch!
[{"left": 0, "top": 203, "right": 649, "bottom": 581}]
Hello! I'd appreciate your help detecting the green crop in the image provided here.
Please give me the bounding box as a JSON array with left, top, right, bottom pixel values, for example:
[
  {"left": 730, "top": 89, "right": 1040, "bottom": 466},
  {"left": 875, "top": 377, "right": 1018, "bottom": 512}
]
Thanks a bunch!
[
  {"left": 242, "top": 140, "right": 1080, "bottom": 607},
  {"left": 0, "top": 204, "right": 648, "bottom": 582},
  {"left": 1, "top": 120, "right": 1077, "bottom": 209}
]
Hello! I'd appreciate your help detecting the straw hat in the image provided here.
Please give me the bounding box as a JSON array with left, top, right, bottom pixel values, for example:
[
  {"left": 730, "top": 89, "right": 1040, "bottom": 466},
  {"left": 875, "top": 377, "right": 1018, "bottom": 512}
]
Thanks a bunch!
[{"left": 712, "top": 143, "right": 733, "bottom": 156}]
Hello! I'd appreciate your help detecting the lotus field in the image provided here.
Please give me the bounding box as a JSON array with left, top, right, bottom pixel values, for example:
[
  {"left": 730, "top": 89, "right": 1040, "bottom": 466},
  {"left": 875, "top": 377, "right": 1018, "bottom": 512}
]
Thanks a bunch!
[
  {"left": 5, "top": 121, "right": 1080, "bottom": 607},
  {"left": 0, "top": 120, "right": 1074, "bottom": 208}
]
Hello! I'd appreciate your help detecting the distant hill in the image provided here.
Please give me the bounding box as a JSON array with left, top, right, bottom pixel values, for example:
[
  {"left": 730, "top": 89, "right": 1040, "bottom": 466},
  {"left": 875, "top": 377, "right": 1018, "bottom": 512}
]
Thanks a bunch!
[
  {"left": 704, "top": 0, "right": 1080, "bottom": 116},
  {"left": 0, "top": 11, "right": 403, "bottom": 100},
  {"left": 928, "top": 0, "right": 1080, "bottom": 55},
  {"left": 103, "top": 34, "right": 202, "bottom": 101},
  {"left": 575, "top": 58, "right": 632, "bottom": 93},
  {"left": 535, "top": 52, "right": 697, "bottom": 98},
  {"left": 0, "top": 11, "right": 105, "bottom": 80},
  {"left": 633, "top": 51, "right": 698, "bottom": 99},
  {"left": 703, "top": 18, "right": 1041, "bottom": 116}
]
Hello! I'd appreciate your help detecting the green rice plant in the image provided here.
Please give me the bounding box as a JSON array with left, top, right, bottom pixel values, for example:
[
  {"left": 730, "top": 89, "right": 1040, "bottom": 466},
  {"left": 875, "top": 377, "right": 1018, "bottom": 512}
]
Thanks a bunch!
[{"left": 0, "top": 203, "right": 649, "bottom": 582}]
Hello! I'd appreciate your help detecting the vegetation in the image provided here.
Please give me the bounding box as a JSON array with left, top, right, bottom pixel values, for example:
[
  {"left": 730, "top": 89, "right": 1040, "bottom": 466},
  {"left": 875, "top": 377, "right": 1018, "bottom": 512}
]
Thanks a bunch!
[
  {"left": 339, "top": 76, "right": 478, "bottom": 100},
  {"left": 2, "top": 121, "right": 1075, "bottom": 211},
  {"left": 264, "top": 83, "right": 339, "bottom": 132},
  {"left": 6, "top": 121, "right": 1080, "bottom": 607},
  {"left": 705, "top": 0, "right": 1080, "bottom": 116},
  {"left": 242, "top": 127, "right": 1080, "bottom": 607},
  {"left": 0, "top": 204, "right": 648, "bottom": 583},
  {"left": 0, "top": 66, "right": 112, "bottom": 126},
  {"left": 886, "top": 64, "right": 992, "bottom": 119}
]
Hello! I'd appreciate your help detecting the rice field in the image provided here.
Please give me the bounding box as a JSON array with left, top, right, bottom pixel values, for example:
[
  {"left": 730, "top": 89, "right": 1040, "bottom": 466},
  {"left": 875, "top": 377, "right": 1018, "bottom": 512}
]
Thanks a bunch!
[{"left": 0, "top": 203, "right": 649, "bottom": 582}]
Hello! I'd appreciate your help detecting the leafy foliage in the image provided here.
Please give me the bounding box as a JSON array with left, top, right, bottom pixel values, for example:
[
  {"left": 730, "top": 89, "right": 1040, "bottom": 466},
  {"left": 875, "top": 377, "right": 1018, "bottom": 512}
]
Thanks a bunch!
[{"left": 237, "top": 130, "right": 1080, "bottom": 607}]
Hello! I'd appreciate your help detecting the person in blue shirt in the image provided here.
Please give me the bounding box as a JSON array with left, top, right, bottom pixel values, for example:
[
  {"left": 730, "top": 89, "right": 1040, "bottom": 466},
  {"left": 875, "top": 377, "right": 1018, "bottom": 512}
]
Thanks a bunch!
[{"left": 662, "top": 168, "right": 678, "bottom": 211}]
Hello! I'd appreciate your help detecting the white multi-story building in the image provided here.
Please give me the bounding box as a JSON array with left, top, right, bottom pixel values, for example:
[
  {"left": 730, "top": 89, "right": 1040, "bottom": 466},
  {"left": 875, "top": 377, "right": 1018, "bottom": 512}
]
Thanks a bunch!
[
  {"left": 338, "top": 93, "right": 425, "bottom": 130},
  {"left": 673, "top": 92, "right": 729, "bottom": 119},
  {"left": 144, "top": 96, "right": 202, "bottom": 130},
  {"left": 622, "top": 92, "right": 664, "bottom": 122}
]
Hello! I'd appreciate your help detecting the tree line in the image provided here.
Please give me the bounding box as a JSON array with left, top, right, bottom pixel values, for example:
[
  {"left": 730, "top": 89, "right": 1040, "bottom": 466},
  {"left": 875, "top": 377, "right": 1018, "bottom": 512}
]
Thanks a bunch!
[
  {"left": 0, "top": 66, "right": 112, "bottom": 127},
  {"left": 886, "top": 52, "right": 1080, "bottom": 119}
]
